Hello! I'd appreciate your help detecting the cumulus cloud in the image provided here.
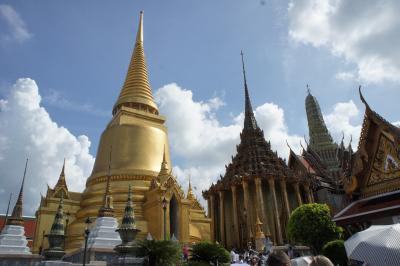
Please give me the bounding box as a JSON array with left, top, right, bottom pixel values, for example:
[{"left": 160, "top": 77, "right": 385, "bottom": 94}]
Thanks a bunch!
[
  {"left": 0, "top": 4, "right": 32, "bottom": 43},
  {"left": 155, "top": 83, "right": 302, "bottom": 206},
  {"left": 324, "top": 100, "right": 362, "bottom": 147},
  {"left": 0, "top": 78, "right": 94, "bottom": 216},
  {"left": 288, "top": 0, "right": 400, "bottom": 83}
]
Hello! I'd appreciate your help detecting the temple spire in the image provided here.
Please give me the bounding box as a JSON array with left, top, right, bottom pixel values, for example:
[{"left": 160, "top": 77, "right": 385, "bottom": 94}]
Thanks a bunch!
[
  {"left": 113, "top": 11, "right": 158, "bottom": 116},
  {"left": 98, "top": 147, "right": 114, "bottom": 217},
  {"left": 159, "top": 145, "right": 170, "bottom": 177},
  {"left": 119, "top": 185, "right": 137, "bottom": 230},
  {"left": 240, "top": 51, "right": 258, "bottom": 130},
  {"left": 49, "top": 192, "right": 65, "bottom": 236},
  {"left": 305, "top": 86, "right": 336, "bottom": 152},
  {"left": 7, "top": 159, "right": 28, "bottom": 226},
  {"left": 187, "top": 176, "right": 195, "bottom": 200},
  {"left": 54, "top": 158, "right": 67, "bottom": 191}
]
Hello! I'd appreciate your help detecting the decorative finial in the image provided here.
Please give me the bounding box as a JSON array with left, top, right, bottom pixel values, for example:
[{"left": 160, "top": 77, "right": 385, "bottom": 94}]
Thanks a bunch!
[
  {"left": 119, "top": 184, "right": 137, "bottom": 230},
  {"left": 136, "top": 11, "right": 144, "bottom": 43},
  {"left": 358, "top": 85, "right": 370, "bottom": 110},
  {"left": 241, "top": 50, "right": 247, "bottom": 86},
  {"left": 61, "top": 158, "right": 65, "bottom": 176},
  {"left": 1, "top": 193, "right": 12, "bottom": 231},
  {"left": 187, "top": 175, "right": 195, "bottom": 201},
  {"left": 7, "top": 159, "right": 28, "bottom": 226},
  {"left": 306, "top": 84, "right": 311, "bottom": 95},
  {"left": 98, "top": 146, "right": 114, "bottom": 217},
  {"left": 240, "top": 50, "right": 258, "bottom": 130}
]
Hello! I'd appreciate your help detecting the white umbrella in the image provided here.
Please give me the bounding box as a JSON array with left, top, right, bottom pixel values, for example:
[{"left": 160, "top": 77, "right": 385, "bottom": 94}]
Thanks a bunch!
[
  {"left": 291, "top": 256, "right": 312, "bottom": 266},
  {"left": 344, "top": 224, "right": 400, "bottom": 266}
]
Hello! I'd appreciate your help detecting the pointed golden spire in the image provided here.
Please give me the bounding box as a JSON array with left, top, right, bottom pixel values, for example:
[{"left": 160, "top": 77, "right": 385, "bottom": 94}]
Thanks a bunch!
[
  {"left": 54, "top": 158, "right": 67, "bottom": 190},
  {"left": 187, "top": 176, "right": 195, "bottom": 200},
  {"left": 113, "top": 11, "right": 158, "bottom": 116},
  {"left": 98, "top": 146, "right": 114, "bottom": 217},
  {"left": 159, "top": 145, "right": 169, "bottom": 176},
  {"left": 8, "top": 159, "right": 28, "bottom": 226}
]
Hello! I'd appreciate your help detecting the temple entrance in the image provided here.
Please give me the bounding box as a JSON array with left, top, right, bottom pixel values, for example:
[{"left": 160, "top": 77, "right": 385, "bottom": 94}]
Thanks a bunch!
[{"left": 169, "top": 195, "right": 179, "bottom": 239}]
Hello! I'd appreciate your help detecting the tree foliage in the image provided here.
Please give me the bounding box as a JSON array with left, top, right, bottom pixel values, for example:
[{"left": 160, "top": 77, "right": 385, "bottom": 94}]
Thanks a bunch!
[
  {"left": 287, "top": 203, "right": 342, "bottom": 253},
  {"left": 322, "top": 240, "right": 348, "bottom": 266},
  {"left": 137, "top": 240, "right": 182, "bottom": 266},
  {"left": 190, "top": 242, "right": 230, "bottom": 264}
]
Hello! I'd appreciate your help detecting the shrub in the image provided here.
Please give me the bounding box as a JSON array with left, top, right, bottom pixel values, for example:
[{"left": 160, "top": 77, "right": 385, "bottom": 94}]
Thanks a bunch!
[
  {"left": 190, "top": 242, "right": 230, "bottom": 263},
  {"left": 322, "top": 239, "right": 348, "bottom": 266},
  {"left": 287, "top": 203, "right": 343, "bottom": 253},
  {"left": 137, "top": 240, "right": 182, "bottom": 266}
]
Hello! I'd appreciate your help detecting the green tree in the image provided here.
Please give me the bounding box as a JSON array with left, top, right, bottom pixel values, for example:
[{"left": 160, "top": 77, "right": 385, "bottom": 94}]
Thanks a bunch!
[
  {"left": 287, "top": 203, "right": 342, "bottom": 253},
  {"left": 190, "top": 242, "right": 230, "bottom": 264},
  {"left": 137, "top": 240, "right": 182, "bottom": 266},
  {"left": 322, "top": 240, "right": 348, "bottom": 266}
]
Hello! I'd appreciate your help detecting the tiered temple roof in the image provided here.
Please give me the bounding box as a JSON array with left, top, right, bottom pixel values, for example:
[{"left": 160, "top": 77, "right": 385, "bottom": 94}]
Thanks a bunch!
[{"left": 204, "top": 53, "right": 300, "bottom": 195}]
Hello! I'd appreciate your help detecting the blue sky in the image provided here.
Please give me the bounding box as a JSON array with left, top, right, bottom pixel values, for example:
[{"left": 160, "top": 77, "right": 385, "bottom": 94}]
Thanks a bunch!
[{"left": 0, "top": 0, "right": 399, "bottom": 214}]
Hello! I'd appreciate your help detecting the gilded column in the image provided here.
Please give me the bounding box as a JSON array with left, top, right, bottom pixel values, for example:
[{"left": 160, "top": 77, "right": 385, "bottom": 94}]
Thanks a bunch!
[
  {"left": 242, "top": 180, "right": 252, "bottom": 240},
  {"left": 280, "top": 179, "right": 291, "bottom": 221},
  {"left": 209, "top": 194, "right": 215, "bottom": 242},
  {"left": 293, "top": 182, "right": 303, "bottom": 206},
  {"left": 254, "top": 177, "right": 270, "bottom": 236},
  {"left": 218, "top": 190, "right": 225, "bottom": 246},
  {"left": 268, "top": 176, "right": 283, "bottom": 245},
  {"left": 231, "top": 185, "right": 240, "bottom": 248}
]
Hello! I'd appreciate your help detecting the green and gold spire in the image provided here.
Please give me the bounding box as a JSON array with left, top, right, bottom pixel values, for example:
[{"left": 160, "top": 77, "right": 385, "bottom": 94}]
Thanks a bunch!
[
  {"left": 120, "top": 185, "right": 136, "bottom": 230},
  {"left": 305, "top": 86, "right": 336, "bottom": 152},
  {"left": 49, "top": 193, "right": 65, "bottom": 236},
  {"left": 7, "top": 159, "right": 28, "bottom": 226},
  {"left": 113, "top": 11, "right": 158, "bottom": 115}
]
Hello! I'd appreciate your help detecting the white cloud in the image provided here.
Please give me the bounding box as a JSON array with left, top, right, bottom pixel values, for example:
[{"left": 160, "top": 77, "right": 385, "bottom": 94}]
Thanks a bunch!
[
  {"left": 155, "top": 83, "right": 302, "bottom": 206},
  {"left": 0, "top": 78, "right": 94, "bottom": 215},
  {"left": 288, "top": 0, "right": 400, "bottom": 83},
  {"left": 335, "top": 71, "right": 356, "bottom": 81},
  {"left": 0, "top": 5, "right": 32, "bottom": 43},
  {"left": 324, "top": 100, "right": 362, "bottom": 147}
]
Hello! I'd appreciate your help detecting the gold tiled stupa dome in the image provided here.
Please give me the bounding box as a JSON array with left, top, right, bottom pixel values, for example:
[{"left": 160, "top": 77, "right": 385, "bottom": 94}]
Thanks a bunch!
[{"left": 66, "top": 11, "right": 172, "bottom": 251}]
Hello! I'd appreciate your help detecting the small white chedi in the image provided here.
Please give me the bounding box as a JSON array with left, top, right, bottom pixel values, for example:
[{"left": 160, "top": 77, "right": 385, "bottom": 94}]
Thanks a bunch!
[
  {"left": 87, "top": 216, "right": 121, "bottom": 249},
  {"left": 0, "top": 160, "right": 31, "bottom": 254}
]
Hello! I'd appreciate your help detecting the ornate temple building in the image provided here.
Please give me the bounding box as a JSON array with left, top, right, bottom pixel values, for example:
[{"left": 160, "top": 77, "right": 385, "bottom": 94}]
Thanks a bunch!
[
  {"left": 33, "top": 11, "right": 210, "bottom": 254},
  {"left": 202, "top": 54, "right": 314, "bottom": 249},
  {"left": 334, "top": 88, "right": 400, "bottom": 233},
  {"left": 33, "top": 161, "right": 81, "bottom": 253},
  {"left": 288, "top": 89, "right": 352, "bottom": 214}
]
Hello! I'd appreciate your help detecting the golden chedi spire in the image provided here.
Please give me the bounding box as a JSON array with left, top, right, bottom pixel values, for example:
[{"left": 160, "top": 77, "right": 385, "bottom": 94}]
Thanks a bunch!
[
  {"left": 113, "top": 11, "right": 158, "bottom": 115},
  {"left": 186, "top": 176, "right": 195, "bottom": 201},
  {"left": 8, "top": 159, "right": 28, "bottom": 226},
  {"left": 158, "top": 145, "right": 171, "bottom": 184},
  {"left": 98, "top": 147, "right": 114, "bottom": 217}
]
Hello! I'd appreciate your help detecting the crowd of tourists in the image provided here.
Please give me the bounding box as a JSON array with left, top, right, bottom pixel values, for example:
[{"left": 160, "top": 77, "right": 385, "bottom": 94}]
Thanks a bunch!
[{"left": 229, "top": 248, "right": 336, "bottom": 266}]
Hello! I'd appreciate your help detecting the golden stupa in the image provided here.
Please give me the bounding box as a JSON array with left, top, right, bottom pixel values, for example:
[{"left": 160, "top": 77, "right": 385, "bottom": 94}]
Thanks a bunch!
[{"left": 33, "top": 11, "right": 210, "bottom": 254}]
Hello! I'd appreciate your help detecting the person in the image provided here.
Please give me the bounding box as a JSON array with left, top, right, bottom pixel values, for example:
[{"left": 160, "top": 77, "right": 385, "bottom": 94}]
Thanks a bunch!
[
  {"left": 287, "top": 245, "right": 294, "bottom": 259},
  {"left": 231, "top": 249, "right": 237, "bottom": 263},
  {"left": 266, "top": 250, "right": 290, "bottom": 266},
  {"left": 182, "top": 244, "right": 189, "bottom": 263},
  {"left": 309, "top": 255, "right": 334, "bottom": 266}
]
